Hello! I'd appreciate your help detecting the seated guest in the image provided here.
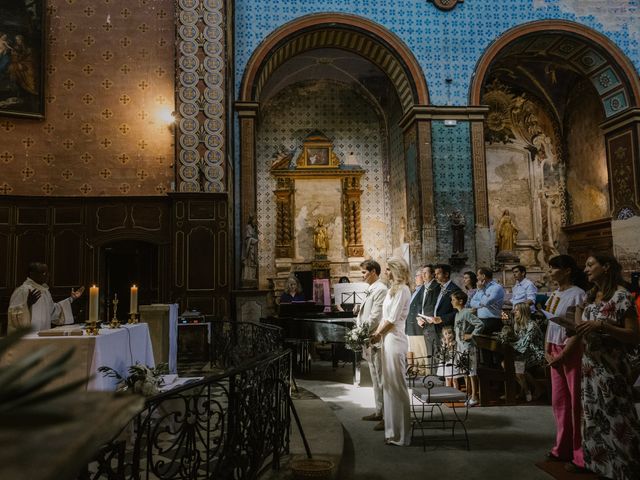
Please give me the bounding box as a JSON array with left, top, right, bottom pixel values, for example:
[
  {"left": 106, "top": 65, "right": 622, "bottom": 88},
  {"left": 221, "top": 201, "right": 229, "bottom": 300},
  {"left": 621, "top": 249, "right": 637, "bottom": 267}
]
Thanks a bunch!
[
  {"left": 469, "top": 267, "right": 504, "bottom": 333},
  {"left": 8, "top": 261, "right": 84, "bottom": 333},
  {"left": 509, "top": 303, "right": 545, "bottom": 401},
  {"left": 463, "top": 271, "right": 477, "bottom": 307},
  {"left": 511, "top": 265, "right": 537, "bottom": 309},
  {"left": 451, "top": 290, "right": 484, "bottom": 406},
  {"left": 280, "top": 275, "right": 305, "bottom": 303}
]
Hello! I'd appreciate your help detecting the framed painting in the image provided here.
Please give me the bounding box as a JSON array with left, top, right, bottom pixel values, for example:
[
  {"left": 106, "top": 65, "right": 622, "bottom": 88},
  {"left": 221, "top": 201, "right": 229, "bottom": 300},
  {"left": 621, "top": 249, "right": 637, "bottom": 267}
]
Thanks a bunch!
[
  {"left": 0, "top": 0, "right": 46, "bottom": 119},
  {"left": 305, "top": 147, "right": 329, "bottom": 166}
]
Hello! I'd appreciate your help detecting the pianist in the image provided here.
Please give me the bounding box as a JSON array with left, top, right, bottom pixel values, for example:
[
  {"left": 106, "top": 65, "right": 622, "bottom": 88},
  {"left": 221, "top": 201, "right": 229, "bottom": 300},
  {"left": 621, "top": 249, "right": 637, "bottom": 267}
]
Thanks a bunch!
[{"left": 280, "top": 275, "right": 306, "bottom": 303}]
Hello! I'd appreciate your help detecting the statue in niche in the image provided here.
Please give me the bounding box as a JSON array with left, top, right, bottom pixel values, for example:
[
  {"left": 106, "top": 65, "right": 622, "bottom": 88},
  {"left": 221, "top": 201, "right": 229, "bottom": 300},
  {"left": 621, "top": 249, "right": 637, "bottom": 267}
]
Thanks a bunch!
[
  {"left": 241, "top": 214, "right": 258, "bottom": 283},
  {"left": 449, "top": 210, "right": 465, "bottom": 253},
  {"left": 313, "top": 216, "right": 329, "bottom": 258},
  {"left": 496, "top": 209, "right": 518, "bottom": 254}
]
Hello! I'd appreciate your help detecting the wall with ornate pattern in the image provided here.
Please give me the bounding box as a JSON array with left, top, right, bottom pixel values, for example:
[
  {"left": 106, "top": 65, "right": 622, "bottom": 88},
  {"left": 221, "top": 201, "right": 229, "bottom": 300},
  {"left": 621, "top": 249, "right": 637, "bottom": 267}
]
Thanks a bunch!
[{"left": 0, "top": 0, "right": 175, "bottom": 196}]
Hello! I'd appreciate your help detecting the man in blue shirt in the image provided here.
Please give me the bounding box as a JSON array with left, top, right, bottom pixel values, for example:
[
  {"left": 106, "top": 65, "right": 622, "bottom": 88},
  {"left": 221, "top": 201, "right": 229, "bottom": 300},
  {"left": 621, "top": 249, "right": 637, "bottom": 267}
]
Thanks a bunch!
[
  {"left": 510, "top": 265, "right": 537, "bottom": 309},
  {"left": 469, "top": 267, "right": 504, "bottom": 333}
]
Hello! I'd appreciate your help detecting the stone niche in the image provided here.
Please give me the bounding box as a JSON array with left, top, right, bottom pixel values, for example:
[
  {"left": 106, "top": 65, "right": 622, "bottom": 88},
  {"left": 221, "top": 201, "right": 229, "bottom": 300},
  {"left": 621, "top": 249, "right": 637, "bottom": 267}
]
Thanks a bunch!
[{"left": 269, "top": 132, "right": 365, "bottom": 293}]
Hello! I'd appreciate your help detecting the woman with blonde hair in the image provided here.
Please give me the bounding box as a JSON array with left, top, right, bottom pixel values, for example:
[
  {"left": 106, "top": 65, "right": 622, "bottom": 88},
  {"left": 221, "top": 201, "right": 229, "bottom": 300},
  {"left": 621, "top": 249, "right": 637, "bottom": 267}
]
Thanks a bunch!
[{"left": 370, "top": 257, "right": 412, "bottom": 446}]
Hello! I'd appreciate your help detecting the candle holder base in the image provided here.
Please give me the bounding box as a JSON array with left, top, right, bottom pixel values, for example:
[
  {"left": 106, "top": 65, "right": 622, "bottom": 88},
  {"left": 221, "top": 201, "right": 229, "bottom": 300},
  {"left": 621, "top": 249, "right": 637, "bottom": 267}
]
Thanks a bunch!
[
  {"left": 109, "top": 318, "right": 121, "bottom": 329},
  {"left": 128, "top": 313, "right": 139, "bottom": 324},
  {"left": 85, "top": 321, "right": 100, "bottom": 335}
]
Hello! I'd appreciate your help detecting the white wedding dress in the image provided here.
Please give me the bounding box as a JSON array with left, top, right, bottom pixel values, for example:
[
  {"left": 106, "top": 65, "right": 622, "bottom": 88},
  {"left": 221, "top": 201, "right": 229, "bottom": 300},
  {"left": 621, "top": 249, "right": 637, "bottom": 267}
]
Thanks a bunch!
[{"left": 381, "top": 284, "right": 411, "bottom": 446}]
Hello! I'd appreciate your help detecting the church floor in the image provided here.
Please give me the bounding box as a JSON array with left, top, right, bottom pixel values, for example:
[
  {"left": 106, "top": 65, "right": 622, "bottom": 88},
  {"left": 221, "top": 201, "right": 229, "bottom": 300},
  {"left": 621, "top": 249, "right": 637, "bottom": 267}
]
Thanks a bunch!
[{"left": 294, "top": 361, "right": 557, "bottom": 480}]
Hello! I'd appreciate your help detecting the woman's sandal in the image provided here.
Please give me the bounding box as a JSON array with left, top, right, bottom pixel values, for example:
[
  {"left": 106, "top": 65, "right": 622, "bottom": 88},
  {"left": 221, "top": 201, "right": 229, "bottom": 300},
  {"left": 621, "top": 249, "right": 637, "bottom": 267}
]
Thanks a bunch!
[
  {"left": 545, "top": 452, "right": 562, "bottom": 462},
  {"left": 564, "top": 462, "right": 590, "bottom": 474}
]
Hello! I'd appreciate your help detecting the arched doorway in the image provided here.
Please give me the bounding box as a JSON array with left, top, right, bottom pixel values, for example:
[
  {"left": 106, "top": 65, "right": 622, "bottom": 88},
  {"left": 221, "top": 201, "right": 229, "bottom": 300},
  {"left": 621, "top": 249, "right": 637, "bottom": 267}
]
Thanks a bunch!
[
  {"left": 236, "top": 14, "right": 431, "bottom": 290},
  {"left": 469, "top": 20, "right": 640, "bottom": 272}
]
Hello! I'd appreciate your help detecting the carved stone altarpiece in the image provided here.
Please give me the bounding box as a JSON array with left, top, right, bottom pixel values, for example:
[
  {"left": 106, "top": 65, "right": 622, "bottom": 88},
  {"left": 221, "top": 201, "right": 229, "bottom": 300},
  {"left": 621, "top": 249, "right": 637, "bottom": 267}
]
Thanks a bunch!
[{"left": 270, "top": 131, "right": 365, "bottom": 278}]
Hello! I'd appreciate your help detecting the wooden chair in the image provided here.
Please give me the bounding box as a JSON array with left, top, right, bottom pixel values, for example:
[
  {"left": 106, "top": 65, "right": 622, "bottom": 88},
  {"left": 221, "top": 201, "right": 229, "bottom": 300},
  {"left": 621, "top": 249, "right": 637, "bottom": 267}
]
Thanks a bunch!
[
  {"left": 406, "top": 347, "right": 471, "bottom": 450},
  {"left": 474, "top": 334, "right": 517, "bottom": 406}
]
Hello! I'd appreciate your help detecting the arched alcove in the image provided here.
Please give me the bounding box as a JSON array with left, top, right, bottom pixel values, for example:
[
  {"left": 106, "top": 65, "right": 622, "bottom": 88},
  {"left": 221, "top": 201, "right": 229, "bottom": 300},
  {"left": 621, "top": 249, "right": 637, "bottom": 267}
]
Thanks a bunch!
[
  {"left": 236, "top": 14, "right": 431, "bottom": 289},
  {"left": 469, "top": 20, "right": 640, "bottom": 271}
]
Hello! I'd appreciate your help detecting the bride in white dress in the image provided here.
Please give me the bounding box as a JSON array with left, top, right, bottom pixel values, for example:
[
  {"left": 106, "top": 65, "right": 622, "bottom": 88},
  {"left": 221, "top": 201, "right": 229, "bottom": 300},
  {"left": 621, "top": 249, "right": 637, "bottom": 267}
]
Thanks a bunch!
[{"left": 370, "top": 257, "right": 412, "bottom": 446}]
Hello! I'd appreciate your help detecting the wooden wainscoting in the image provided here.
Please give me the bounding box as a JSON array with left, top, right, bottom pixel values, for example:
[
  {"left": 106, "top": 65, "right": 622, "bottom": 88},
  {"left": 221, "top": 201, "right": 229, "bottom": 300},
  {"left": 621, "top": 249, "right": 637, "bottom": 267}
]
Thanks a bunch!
[{"left": 562, "top": 217, "right": 613, "bottom": 266}]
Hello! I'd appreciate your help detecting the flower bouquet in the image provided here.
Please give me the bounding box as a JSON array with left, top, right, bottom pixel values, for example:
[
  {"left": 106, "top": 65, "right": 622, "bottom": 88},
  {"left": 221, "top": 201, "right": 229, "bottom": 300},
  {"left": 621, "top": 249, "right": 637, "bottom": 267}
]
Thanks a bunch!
[
  {"left": 98, "top": 363, "right": 168, "bottom": 397},
  {"left": 345, "top": 323, "right": 370, "bottom": 352}
]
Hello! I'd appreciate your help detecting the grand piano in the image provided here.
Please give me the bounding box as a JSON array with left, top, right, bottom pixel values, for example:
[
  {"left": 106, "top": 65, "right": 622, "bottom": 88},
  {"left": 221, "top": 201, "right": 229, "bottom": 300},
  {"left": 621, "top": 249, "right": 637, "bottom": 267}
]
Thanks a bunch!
[{"left": 261, "top": 308, "right": 359, "bottom": 383}]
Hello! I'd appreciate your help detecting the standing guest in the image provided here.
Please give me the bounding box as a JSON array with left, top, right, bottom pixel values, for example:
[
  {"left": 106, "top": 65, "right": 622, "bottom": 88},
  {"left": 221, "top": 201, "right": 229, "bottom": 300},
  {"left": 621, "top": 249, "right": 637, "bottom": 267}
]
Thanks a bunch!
[
  {"left": 451, "top": 290, "right": 485, "bottom": 406},
  {"left": 417, "top": 265, "right": 442, "bottom": 362},
  {"left": 356, "top": 260, "right": 388, "bottom": 430},
  {"left": 511, "top": 265, "right": 537, "bottom": 309},
  {"left": 8, "top": 262, "right": 84, "bottom": 333},
  {"left": 425, "top": 264, "right": 461, "bottom": 345},
  {"left": 575, "top": 254, "right": 640, "bottom": 479},
  {"left": 406, "top": 267, "right": 428, "bottom": 374},
  {"left": 462, "top": 271, "right": 477, "bottom": 307},
  {"left": 543, "top": 255, "right": 587, "bottom": 469},
  {"left": 370, "top": 257, "right": 411, "bottom": 446},
  {"left": 279, "top": 275, "right": 305, "bottom": 303},
  {"left": 469, "top": 268, "right": 505, "bottom": 333}
]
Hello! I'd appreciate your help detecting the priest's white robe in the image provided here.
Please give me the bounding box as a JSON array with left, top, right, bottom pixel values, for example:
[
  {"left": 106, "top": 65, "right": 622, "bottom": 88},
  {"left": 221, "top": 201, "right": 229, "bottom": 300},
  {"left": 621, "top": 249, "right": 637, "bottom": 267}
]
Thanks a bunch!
[{"left": 8, "top": 278, "right": 74, "bottom": 333}]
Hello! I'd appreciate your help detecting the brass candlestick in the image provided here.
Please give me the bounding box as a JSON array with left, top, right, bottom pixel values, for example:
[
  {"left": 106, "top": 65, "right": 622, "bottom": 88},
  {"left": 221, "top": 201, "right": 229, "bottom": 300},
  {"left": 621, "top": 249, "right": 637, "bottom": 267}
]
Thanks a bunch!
[
  {"left": 128, "top": 312, "right": 139, "bottom": 324},
  {"left": 109, "top": 294, "right": 121, "bottom": 328}
]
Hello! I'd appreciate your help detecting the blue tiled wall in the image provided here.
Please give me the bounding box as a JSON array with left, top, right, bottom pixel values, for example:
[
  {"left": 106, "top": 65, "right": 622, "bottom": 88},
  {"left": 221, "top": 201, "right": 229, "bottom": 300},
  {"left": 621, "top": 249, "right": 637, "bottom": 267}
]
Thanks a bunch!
[
  {"left": 431, "top": 120, "right": 474, "bottom": 264},
  {"left": 235, "top": 0, "right": 640, "bottom": 106}
]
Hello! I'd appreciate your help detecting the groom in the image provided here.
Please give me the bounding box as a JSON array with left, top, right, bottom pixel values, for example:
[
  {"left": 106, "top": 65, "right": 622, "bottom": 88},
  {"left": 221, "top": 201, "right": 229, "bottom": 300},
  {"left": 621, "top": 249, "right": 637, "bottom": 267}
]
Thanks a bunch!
[{"left": 356, "top": 259, "right": 388, "bottom": 431}]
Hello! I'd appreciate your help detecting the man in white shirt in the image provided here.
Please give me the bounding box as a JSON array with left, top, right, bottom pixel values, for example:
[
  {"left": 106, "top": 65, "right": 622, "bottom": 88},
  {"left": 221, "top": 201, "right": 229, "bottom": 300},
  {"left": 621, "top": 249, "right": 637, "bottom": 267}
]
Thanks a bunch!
[
  {"left": 8, "top": 262, "right": 84, "bottom": 333},
  {"left": 356, "top": 259, "right": 388, "bottom": 429},
  {"left": 510, "top": 265, "right": 537, "bottom": 309}
]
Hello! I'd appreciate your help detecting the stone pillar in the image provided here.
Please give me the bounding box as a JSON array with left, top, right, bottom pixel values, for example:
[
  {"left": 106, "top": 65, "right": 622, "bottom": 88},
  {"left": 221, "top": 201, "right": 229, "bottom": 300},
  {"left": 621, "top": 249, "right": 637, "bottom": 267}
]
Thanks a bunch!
[
  {"left": 470, "top": 118, "right": 493, "bottom": 269},
  {"left": 235, "top": 102, "right": 259, "bottom": 230}
]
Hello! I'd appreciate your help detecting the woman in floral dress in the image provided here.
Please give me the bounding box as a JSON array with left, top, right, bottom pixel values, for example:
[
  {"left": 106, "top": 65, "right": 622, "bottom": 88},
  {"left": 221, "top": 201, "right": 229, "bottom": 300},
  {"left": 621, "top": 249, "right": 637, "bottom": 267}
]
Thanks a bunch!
[{"left": 575, "top": 254, "right": 640, "bottom": 479}]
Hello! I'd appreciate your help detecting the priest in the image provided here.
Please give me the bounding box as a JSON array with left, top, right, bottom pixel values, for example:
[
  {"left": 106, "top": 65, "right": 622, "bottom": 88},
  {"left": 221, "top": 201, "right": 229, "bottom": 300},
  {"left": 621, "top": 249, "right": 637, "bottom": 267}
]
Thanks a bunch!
[{"left": 8, "top": 262, "right": 84, "bottom": 333}]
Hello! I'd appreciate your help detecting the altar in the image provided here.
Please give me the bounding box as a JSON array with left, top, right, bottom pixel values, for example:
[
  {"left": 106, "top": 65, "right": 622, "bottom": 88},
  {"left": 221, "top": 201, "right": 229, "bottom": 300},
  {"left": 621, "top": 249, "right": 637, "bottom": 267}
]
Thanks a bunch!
[{"left": 1, "top": 323, "right": 155, "bottom": 391}]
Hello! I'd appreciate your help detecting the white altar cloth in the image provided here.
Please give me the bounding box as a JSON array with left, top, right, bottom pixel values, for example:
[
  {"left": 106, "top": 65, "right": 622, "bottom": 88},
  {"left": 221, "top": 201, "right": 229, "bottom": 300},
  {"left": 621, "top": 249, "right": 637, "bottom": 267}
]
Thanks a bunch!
[{"left": 2, "top": 323, "right": 155, "bottom": 391}]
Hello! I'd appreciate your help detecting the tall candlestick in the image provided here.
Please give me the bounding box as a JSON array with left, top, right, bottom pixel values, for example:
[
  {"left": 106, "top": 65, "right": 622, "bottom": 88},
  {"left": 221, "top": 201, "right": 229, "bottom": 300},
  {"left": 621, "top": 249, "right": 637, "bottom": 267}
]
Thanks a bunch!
[
  {"left": 89, "top": 285, "right": 99, "bottom": 322},
  {"left": 130, "top": 285, "right": 138, "bottom": 314}
]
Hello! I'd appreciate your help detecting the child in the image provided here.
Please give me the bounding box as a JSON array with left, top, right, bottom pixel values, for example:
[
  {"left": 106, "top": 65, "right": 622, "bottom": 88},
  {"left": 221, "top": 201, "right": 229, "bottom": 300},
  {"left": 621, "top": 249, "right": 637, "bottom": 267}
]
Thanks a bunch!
[
  {"left": 510, "top": 303, "right": 545, "bottom": 401},
  {"left": 438, "top": 326, "right": 460, "bottom": 388},
  {"left": 451, "top": 290, "right": 485, "bottom": 406}
]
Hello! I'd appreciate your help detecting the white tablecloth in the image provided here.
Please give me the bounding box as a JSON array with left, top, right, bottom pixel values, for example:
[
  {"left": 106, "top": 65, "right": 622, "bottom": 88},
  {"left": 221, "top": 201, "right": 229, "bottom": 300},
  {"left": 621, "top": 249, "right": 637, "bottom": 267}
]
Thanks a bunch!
[{"left": 3, "top": 323, "right": 155, "bottom": 391}]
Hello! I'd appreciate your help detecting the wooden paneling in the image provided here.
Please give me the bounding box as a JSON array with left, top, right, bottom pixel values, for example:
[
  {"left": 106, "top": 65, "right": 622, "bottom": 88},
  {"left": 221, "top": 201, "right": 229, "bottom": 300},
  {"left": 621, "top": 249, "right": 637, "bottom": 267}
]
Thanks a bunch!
[
  {"left": 0, "top": 194, "right": 231, "bottom": 334},
  {"left": 52, "top": 230, "right": 83, "bottom": 287},
  {"left": 563, "top": 218, "right": 613, "bottom": 267}
]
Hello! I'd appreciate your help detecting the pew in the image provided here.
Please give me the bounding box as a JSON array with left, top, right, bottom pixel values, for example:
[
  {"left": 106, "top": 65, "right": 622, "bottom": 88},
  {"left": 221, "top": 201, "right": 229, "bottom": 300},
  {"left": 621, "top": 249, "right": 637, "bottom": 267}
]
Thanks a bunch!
[{"left": 474, "top": 334, "right": 517, "bottom": 406}]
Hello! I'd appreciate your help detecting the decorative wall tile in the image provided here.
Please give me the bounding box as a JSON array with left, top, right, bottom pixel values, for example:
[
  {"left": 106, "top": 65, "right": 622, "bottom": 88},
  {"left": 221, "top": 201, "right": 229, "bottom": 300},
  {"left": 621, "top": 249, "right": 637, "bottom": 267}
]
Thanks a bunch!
[
  {"left": 0, "top": 0, "right": 175, "bottom": 196},
  {"left": 431, "top": 120, "right": 475, "bottom": 265},
  {"left": 234, "top": 0, "right": 640, "bottom": 106}
]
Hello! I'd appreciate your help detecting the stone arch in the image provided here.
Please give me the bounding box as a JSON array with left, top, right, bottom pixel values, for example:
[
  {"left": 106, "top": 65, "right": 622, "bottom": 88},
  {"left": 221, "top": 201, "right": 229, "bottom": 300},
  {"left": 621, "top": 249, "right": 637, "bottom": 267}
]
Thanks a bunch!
[
  {"left": 469, "top": 20, "right": 640, "bottom": 113},
  {"left": 239, "top": 13, "right": 429, "bottom": 110}
]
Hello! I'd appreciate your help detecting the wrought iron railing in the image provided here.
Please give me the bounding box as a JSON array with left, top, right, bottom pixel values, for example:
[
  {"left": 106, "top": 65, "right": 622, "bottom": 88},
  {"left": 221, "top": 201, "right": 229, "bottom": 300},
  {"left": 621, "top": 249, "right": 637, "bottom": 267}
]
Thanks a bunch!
[{"left": 80, "top": 321, "right": 291, "bottom": 480}]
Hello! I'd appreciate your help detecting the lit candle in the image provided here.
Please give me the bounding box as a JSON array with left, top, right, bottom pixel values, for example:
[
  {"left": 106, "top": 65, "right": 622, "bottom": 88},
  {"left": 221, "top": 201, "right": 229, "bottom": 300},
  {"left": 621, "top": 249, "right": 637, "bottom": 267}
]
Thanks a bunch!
[
  {"left": 130, "top": 285, "right": 138, "bottom": 314},
  {"left": 89, "top": 285, "right": 99, "bottom": 323}
]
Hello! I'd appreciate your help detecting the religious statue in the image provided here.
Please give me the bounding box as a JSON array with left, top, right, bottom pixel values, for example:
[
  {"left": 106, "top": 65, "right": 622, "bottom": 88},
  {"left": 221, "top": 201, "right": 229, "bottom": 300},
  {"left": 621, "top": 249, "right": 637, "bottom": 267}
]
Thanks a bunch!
[
  {"left": 496, "top": 209, "right": 518, "bottom": 253},
  {"left": 448, "top": 209, "right": 465, "bottom": 254},
  {"left": 241, "top": 214, "right": 258, "bottom": 284},
  {"left": 313, "top": 216, "right": 329, "bottom": 257}
]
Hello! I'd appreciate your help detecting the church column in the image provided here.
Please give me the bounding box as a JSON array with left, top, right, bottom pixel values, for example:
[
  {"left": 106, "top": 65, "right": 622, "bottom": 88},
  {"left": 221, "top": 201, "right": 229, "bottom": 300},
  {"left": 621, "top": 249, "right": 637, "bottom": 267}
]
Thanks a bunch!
[
  {"left": 235, "top": 102, "right": 260, "bottom": 231},
  {"left": 600, "top": 108, "right": 640, "bottom": 272},
  {"left": 470, "top": 117, "right": 492, "bottom": 268},
  {"left": 399, "top": 109, "right": 436, "bottom": 267}
]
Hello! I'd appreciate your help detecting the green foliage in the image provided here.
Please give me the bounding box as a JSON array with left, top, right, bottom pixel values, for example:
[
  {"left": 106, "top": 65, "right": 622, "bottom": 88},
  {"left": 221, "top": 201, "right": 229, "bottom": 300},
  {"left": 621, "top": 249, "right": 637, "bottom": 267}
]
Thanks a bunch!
[
  {"left": 98, "top": 362, "right": 168, "bottom": 396},
  {"left": 0, "top": 328, "right": 87, "bottom": 414}
]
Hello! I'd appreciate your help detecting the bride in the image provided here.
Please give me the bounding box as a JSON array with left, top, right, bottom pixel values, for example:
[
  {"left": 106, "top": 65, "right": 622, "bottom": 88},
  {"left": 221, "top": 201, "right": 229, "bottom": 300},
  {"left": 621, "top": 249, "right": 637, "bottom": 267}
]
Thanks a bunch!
[{"left": 370, "top": 257, "right": 412, "bottom": 446}]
